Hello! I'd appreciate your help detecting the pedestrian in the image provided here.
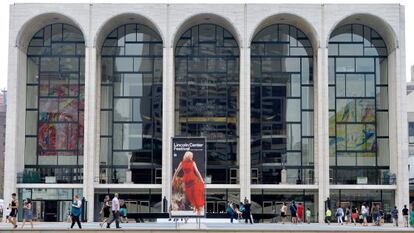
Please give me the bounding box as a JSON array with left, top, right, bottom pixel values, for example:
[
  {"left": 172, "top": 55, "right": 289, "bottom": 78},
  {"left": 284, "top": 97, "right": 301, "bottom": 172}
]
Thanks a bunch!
[
  {"left": 99, "top": 195, "right": 111, "bottom": 228},
  {"left": 243, "top": 199, "right": 253, "bottom": 224},
  {"left": 410, "top": 202, "right": 414, "bottom": 227},
  {"left": 325, "top": 208, "right": 332, "bottom": 225},
  {"left": 379, "top": 206, "right": 385, "bottom": 226},
  {"left": 391, "top": 206, "right": 398, "bottom": 227},
  {"left": 336, "top": 206, "right": 344, "bottom": 225},
  {"left": 361, "top": 203, "right": 368, "bottom": 226},
  {"left": 403, "top": 204, "right": 409, "bottom": 227},
  {"left": 344, "top": 207, "right": 351, "bottom": 224},
  {"left": 372, "top": 204, "right": 380, "bottom": 226},
  {"left": 120, "top": 200, "right": 128, "bottom": 223},
  {"left": 226, "top": 202, "right": 235, "bottom": 223},
  {"left": 8, "top": 193, "right": 18, "bottom": 229},
  {"left": 107, "top": 193, "right": 121, "bottom": 229},
  {"left": 70, "top": 195, "right": 82, "bottom": 229},
  {"left": 351, "top": 207, "right": 359, "bottom": 225},
  {"left": 305, "top": 208, "right": 311, "bottom": 224},
  {"left": 297, "top": 203, "right": 304, "bottom": 223},
  {"left": 21, "top": 198, "right": 33, "bottom": 229},
  {"left": 280, "top": 202, "right": 287, "bottom": 224},
  {"left": 290, "top": 201, "right": 297, "bottom": 224}
]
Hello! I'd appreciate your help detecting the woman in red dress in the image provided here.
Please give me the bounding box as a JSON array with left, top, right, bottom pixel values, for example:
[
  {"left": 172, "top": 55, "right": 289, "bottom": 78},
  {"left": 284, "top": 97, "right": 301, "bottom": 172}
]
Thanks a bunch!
[{"left": 172, "top": 151, "right": 205, "bottom": 215}]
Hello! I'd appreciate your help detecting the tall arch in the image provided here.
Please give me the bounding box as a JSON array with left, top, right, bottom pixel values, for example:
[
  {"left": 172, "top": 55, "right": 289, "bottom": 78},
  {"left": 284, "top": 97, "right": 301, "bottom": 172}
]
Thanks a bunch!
[
  {"left": 24, "top": 23, "right": 86, "bottom": 184},
  {"left": 328, "top": 23, "right": 390, "bottom": 187},
  {"left": 174, "top": 23, "right": 240, "bottom": 186},
  {"left": 249, "top": 13, "right": 319, "bottom": 49},
  {"left": 17, "top": 13, "right": 86, "bottom": 49},
  {"left": 327, "top": 13, "right": 398, "bottom": 53},
  {"left": 98, "top": 23, "right": 163, "bottom": 185},
  {"left": 95, "top": 13, "right": 164, "bottom": 52},
  {"left": 172, "top": 13, "right": 242, "bottom": 48}
]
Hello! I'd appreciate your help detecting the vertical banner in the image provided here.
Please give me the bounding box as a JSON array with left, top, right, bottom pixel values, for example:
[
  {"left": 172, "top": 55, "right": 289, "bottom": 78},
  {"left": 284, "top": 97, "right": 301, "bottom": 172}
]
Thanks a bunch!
[{"left": 171, "top": 137, "right": 206, "bottom": 217}]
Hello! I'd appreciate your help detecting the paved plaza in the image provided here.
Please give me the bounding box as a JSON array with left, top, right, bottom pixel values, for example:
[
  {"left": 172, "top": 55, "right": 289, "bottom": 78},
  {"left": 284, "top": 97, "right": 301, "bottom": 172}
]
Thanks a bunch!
[{"left": 1, "top": 222, "right": 414, "bottom": 232}]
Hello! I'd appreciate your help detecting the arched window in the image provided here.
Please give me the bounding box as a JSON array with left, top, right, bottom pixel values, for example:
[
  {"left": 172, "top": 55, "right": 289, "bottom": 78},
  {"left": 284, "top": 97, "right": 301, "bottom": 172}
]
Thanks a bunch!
[
  {"left": 251, "top": 24, "right": 314, "bottom": 185},
  {"left": 100, "top": 24, "right": 163, "bottom": 184},
  {"left": 175, "top": 24, "right": 239, "bottom": 184},
  {"left": 328, "top": 24, "right": 389, "bottom": 184},
  {"left": 25, "top": 23, "right": 85, "bottom": 183}
]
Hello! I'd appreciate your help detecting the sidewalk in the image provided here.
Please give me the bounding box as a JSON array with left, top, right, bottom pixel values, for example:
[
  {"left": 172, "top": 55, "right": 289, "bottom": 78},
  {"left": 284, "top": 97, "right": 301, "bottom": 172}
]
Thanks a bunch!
[{"left": 1, "top": 222, "right": 414, "bottom": 232}]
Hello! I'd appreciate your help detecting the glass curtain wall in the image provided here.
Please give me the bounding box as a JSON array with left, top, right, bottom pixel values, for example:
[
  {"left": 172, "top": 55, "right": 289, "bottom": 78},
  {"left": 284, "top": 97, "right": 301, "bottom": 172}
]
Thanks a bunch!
[
  {"left": 175, "top": 24, "right": 240, "bottom": 184},
  {"left": 250, "top": 24, "right": 314, "bottom": 185},
  {"left": 100, "top": 24, "right": 163, "bottom": 184},
  {"left": 24, "top": 23, "right": 85, "bottom": 183},
  {"left": 328, "top": 24, "right": 390, "bottom": 185}
]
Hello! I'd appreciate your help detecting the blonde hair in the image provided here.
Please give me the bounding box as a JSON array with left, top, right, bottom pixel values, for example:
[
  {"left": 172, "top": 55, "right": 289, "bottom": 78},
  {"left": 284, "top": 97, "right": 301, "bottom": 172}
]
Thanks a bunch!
[{"left": 183, "top": 151, "right": 193, "bottom": 161}]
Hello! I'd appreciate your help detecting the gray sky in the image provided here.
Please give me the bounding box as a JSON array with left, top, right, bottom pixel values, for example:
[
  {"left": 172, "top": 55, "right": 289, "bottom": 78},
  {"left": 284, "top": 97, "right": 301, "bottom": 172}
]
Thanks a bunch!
[{"left": 0, "top": 0, "right": 412, "bottom": 90}]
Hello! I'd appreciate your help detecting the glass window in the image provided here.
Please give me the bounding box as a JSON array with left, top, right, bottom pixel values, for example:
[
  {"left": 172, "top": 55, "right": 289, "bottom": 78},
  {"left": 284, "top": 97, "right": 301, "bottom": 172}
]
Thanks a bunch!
[
  {"left": 409, "top": 122, "right": 414, "bottom": 144},
  {"left": 175, "top": 24, "right": 239, "bottom": 184},
  {"left": 251, "top": 24, "right": 314, "bottom": 184},
  {"left": 100, "top": 24, "right": 163, "bottom": 184},
  {"left": 329, "top": 24, "right": 389, "bottom": 184},
  {"left": 25, "top": 23, "right": 85, "bottom": 184}
]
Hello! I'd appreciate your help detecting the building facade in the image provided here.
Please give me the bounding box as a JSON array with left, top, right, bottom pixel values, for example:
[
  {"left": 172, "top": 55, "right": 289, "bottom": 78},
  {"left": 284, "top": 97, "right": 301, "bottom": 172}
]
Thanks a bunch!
[
  {"left": 0, "top": 90, "right": 6, "bottom": 199},
  {"left": 4, "top": 3, "right": 409, "bottom": 223}
]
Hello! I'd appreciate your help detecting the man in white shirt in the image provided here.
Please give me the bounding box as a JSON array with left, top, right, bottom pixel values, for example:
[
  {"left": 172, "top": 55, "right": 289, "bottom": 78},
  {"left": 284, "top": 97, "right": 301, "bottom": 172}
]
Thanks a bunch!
[{"left": 107, "top": 193, "right": 121, "bottom": 229}]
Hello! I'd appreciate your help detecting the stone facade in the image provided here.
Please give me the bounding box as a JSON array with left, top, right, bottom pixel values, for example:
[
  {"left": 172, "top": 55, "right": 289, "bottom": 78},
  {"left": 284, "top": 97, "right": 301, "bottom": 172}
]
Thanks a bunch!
[{"left": 4, "top": 3, "right": 408, "bottom": 223}]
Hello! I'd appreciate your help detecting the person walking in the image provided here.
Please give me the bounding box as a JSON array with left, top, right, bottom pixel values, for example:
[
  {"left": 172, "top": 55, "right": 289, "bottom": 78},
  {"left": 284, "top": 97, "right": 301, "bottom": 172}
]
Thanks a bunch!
[
  {"left": 120, "top": 200, "right": 128, "bottom": 223},
  {"left": 107, "top": 193, "right": 121, "bottom": 229},
  {"left": 226, "top": 202, "right": 236, "bottom": 223},
  {"left": 410, "top": 202, "right": 414, "bottom": 227},
  {"left": 325, "top": 208, "right": 332, "bottom": 225},
  {"left": 70, "top": 195, "right": 82, "bottom": 229},
  {"left": 344, "top": 207, "right": 351, "bottom": 224},
  {"left": 290, "top": 201, "right": 297, "bottom": 224},
  {"left": 361, "top": 203, "right": 369, "bottom": 226},
  {"left": 336, "top": 206, "right": 344, "bottom": 225},
  {"left": 8, "top": 193, "right": 19, "bottom": 229},
  {"left": 305, "top": 208, "right": 311, "bottom": 224},
  {"left": 21, "top": 198, "right": 33, "bottom": 229},
  {"left": 403, "top": 205, "right": 409, "bottom": 227},
  {"left": 99, "top": 195, "right": 111, "bottom": 228},
  {"left": 280, "top": 203, "right": 287, "bottom": 224},
  {"left": 372, "top": 204, "right": 380, "bottom": 226},
  {"left": 391, "top": 206, "right": 398, "bottom": 227},
  {"left": 297, "top": 203, "right": 304, "bottom": 223},
  {"left": 243, "top": 199, "right": 253, "bottom": 224},
  {"left": 351, "top": 207, "right": 359, "bottom": 225}
]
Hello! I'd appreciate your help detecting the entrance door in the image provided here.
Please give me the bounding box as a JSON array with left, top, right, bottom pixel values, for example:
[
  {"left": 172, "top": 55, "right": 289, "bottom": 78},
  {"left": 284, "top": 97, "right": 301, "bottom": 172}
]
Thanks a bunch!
[{"left": 44, "top": 201, "right": 58, "bottom": 222}]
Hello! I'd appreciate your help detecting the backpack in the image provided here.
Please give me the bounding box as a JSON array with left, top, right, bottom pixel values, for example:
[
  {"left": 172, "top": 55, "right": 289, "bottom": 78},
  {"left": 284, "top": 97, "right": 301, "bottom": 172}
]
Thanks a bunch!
[{"left": 240, "top": 205, "right": 245, "bottom": 212}]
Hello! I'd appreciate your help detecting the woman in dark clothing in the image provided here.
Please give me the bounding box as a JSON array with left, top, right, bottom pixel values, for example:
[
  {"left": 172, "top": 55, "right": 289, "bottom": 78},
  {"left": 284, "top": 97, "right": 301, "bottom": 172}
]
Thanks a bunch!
[
  {"left": 70, "top": 195, "right": 82, "bottom": 229},
  {"left": 243, "top": 200, "right": 253, "bottom": 224},
  {"left": 9, "top": 193, "right": 19, "bottom": 229},
  {"left": 290, "top": 201, "right": 297, "bottom": 224},
  {"left": 99, "top": 195, "right": 111, "bottom": 228}
]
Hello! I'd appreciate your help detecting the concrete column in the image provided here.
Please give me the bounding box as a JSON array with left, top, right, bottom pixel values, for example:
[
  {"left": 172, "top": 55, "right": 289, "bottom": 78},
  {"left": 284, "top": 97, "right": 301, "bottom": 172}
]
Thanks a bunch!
[
  {"left": 3, "top": 46, "right": 25, "bottom": 222},
  {"left": 315, "top": 46, "right": 330, "bottom": 223},
  {"left": 161, "top": 46, "right": 174, "bottom": 209},
  {"left": 389, "top": 47, "right": 409, "bottom": 222},
  {"left": 83, "top": 46, "right": 98, "bottom": 222},
  {"left": 239, "top": 46, "right": 251, "bottom": 201}
]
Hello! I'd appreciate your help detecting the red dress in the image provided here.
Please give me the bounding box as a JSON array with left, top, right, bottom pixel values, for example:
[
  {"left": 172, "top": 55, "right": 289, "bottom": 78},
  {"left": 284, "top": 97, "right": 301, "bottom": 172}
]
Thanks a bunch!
[
  {"left": 297, "top": 204, "right": 304, "bottom": 220},
  {"left": 181, "top": 160, "right": 205, "bottom": 211}
]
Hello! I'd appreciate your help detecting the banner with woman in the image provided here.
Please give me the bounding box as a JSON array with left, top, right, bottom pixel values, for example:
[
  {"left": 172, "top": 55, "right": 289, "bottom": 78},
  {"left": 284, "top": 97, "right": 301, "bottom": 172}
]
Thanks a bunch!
[{"left": 171, "top": 137, "right": 206, "bottom": 217}]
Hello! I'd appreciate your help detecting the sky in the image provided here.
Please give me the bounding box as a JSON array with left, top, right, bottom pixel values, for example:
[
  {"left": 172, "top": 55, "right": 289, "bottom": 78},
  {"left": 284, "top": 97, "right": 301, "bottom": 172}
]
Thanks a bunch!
[{"left": 0, "top": 0, "right": 412, "bottom": 90}]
